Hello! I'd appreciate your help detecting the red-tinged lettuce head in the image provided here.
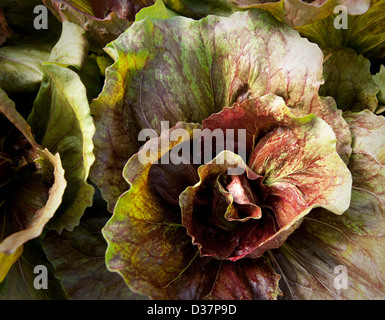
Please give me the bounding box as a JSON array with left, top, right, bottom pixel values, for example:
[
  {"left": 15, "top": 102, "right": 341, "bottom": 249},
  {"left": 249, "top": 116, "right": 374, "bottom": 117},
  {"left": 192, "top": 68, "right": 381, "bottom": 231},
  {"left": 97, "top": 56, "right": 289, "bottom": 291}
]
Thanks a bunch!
[
  {"left": 90, "top": 9, "right": 352, "bottom": 213},
  {"left": 102, "top": 93, "right": 352, "bottom": 299}
]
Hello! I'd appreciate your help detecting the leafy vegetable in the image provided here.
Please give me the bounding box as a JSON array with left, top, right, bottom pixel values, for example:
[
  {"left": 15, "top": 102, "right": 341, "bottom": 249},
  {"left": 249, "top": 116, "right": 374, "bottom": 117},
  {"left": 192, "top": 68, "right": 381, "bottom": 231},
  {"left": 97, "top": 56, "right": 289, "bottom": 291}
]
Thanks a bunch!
[
  {"left": 1, "top": 0, "right": 385, "bottom": 302},
  {"left": 103, "top": 93, "right": 351, "bottom": 299},
  {"left": 91, "top": 9, "right": 351, "bottom": 211},
  {"left": 0, "top": 87, "right": 66, "bottom": 282},
  {"left": 297, "top": 0, "right": 385, "bottom": 61}
]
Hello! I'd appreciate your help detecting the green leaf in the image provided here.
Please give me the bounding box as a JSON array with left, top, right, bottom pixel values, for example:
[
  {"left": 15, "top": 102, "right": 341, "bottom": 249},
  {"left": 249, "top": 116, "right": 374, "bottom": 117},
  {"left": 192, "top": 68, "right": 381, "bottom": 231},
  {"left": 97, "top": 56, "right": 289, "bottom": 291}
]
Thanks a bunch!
[
  {"left": 47, "top": 21, "right": 89, "bottom": 70},
  {"left": 135, "top": 0, "right": 179, "bottom": 22},
  {"left": 0, "top": 42, "right": 51, "bottom": 94},
  {"left": 319, "top": 47, "right": 380, "bottom": 112},
  {"left": 91, "top": 9, "right": 351, "bottom": 211},
  {"left": 231, "top": 0, "right": 370, "bottom": 26},
  {"left": 270, "top": 110, "right": 385, "bottom": 299},
  {"left": 28, "top": 64, "right": 95, "bottom": 233},
  {"left": 297, "top": 0, "right": 385, "bottom": 61}
]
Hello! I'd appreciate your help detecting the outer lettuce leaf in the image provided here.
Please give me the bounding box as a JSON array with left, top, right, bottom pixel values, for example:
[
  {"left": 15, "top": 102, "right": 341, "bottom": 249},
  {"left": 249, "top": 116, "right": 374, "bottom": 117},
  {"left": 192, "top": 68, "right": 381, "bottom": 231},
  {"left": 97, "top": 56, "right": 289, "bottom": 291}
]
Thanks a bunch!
[
  {"left": 42, "top": 0, "right": 155, "bottom": 50},
  {"left": 91, "top": 9, "right": 351, "bottom": 211},
  {"left": 230, "top": 0, "right": 370, "bottom": 26},
  {"left": 297, "top": 0, "right": 385, "bottom": 61},
  {"left": 269, "top": 110, "right": 385, "bottom": 299},
  {"left": 319, "top": 47, "right": 380, "bottom": 112},
  {"left": 27, "top": 22, "right": 95, "bottom": 233},
  {"left": 28, "top": 64, "right": 95, "bottom": 233},
  {"left": 0, "top": 149, "right": 66, "bottom": 282},
  {"left": 103, "top": 122, "right": 282, "bottom": 299}
]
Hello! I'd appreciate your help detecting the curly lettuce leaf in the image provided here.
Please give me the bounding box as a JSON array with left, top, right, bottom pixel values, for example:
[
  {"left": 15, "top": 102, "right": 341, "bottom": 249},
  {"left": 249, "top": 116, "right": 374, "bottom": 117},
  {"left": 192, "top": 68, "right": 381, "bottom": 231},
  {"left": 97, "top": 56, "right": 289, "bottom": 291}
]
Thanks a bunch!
[
  {"left": 91, "top": 9, "right": 351, "bottom": 211},
  {"left": 319, "top": 47, "right": 380, "bottom": 112},
  {"left": 27, "top": 64, "right": 95, "bottom": 233},
  {"left": 0, "top": 87, "right": 68, "bottom": 282},
  {"left": 0, "top": 148, "right": 66, "bottom": 282},
  {"left": 135, "top": 0, "right": 179, "bottom": 22},
  {"left": 27, "top": 22, "right": 95, "bottom": 232},
  {"left": 0, "top": 42, "right": 51, "bottom": 94},
  {"left": 270, "top": 110, "right": 385, "bottom": 299},
  {"left": 230, "top": 0, "right": 370, "bottom": 26}
]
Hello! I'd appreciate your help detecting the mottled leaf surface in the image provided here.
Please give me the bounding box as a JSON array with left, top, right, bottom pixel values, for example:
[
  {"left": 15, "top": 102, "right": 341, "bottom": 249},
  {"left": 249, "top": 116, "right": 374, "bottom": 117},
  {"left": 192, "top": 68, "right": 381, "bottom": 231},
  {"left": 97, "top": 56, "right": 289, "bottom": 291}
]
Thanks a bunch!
[{"left": 270, "top": 110, "right": 385, "bottom": 299}]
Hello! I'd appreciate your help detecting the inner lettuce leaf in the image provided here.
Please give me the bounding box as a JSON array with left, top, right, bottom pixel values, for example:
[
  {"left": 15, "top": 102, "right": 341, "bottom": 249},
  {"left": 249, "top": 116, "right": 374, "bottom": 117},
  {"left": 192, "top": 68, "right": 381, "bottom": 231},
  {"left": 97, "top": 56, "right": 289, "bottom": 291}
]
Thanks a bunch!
[
  {"left": 269, "top": 110, "right": 385, "bottom": 299},
  {"left": 42, "top": 0, "right": 155, "bottom": 50},
  {"left": 0, "top": 87, "right": 66, "bottom": 283},
  {"left": 102, "top": 94, "right": 352, "bottom": 299},
  {"left": 27, "top": 21, "right": 95, "bottom": 233},
  {"left": 296, "top": 0, "right": 385, "bottom": 61},
  {"left": 91, "top": 9, "right": 351, "bottom": 211}
]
